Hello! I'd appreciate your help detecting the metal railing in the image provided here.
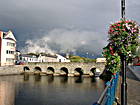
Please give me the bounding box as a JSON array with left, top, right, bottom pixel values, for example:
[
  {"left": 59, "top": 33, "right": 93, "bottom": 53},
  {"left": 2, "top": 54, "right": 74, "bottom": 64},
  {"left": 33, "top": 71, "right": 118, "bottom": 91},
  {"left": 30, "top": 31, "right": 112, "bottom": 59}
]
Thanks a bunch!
[{"left": 93, "top": 73, "right": 119, "bottom": 105}]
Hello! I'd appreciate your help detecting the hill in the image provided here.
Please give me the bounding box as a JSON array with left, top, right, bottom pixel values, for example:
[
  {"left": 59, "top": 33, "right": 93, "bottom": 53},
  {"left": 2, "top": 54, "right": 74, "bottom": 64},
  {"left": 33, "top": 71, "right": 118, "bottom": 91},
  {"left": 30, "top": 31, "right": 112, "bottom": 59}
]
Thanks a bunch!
[{"left": 69, "top": 55, "right": 96, "bottom": 63}]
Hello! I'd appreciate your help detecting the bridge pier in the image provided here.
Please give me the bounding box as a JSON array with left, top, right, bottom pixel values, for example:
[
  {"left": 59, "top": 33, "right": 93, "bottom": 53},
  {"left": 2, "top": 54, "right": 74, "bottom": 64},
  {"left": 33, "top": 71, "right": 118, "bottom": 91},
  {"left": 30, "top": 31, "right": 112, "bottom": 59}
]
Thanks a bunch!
[
  {"left": 53, "top": 73, "right": 60, "bottom": 76},
  {"left": 68, "top": 73, "right": 74, "bottom": 77}
]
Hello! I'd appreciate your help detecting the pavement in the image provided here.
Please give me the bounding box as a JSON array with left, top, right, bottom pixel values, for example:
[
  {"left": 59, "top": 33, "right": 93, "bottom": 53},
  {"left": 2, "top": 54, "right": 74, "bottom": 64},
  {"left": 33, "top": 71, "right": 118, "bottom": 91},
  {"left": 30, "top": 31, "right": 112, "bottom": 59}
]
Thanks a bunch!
[
  {"left": 128, "top": 66, "right": 140, "bottom": 81},
  {"left": 116, "top": 67, "right": 140, "bottom": 105},
  {"left": 126, "top": 67, "right": 140, "bottom": 105}
]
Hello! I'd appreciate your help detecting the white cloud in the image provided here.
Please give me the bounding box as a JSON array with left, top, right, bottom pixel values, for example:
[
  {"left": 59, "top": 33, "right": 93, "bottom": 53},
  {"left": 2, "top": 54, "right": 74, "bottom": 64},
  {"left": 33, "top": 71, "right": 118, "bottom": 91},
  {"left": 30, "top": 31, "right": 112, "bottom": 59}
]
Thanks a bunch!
[
  {"left": 0, "top": 0, "right": 139, "bottom": 56},
  {"left": 22, "top": 28, "right": 106, "bottom": 55}
]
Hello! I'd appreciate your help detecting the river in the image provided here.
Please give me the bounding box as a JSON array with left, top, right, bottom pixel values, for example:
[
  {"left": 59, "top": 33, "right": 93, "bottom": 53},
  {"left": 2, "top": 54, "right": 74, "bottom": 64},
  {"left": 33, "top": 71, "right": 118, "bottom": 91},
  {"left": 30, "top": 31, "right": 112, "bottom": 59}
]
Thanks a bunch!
[{"left": 0, "top": 75, "right": 105, "bottom": 105}]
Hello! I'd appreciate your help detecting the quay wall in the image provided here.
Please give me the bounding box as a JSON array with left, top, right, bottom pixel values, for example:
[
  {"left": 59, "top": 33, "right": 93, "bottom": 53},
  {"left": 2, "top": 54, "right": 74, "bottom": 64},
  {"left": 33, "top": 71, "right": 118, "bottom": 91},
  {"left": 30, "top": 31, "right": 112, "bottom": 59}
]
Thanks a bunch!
[{"left": 0, "top": 65, "right": 23, "bottom": 76}]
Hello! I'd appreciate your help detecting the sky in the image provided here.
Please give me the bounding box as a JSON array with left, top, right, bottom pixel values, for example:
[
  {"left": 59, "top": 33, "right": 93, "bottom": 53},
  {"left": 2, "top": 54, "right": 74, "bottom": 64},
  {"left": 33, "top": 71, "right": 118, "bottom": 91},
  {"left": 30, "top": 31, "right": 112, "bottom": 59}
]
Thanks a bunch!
[{"left": 0, "top": 0, "right": 140, "bottom": 57}]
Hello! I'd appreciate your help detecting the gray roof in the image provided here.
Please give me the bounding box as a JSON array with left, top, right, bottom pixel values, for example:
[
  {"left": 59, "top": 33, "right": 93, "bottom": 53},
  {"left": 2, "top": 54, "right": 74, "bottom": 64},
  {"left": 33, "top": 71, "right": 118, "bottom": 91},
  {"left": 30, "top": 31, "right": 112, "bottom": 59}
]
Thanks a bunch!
[{"left": 20, "top": 54, "right": 37, "bottom": 58}]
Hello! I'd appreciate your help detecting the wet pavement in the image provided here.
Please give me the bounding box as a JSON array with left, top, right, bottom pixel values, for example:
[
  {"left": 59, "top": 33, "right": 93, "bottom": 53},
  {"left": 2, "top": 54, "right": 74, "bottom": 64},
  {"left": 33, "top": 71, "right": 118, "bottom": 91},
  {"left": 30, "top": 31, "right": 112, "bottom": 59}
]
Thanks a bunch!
[
  {"left": 126, "top": 68, "right": 140, "bottom": 105},
  {"left": 128, "top": 66, "right": 140, "bottom": 81},
  {"left": 127, "top": 78, "right": 140, "bottom": 105}
]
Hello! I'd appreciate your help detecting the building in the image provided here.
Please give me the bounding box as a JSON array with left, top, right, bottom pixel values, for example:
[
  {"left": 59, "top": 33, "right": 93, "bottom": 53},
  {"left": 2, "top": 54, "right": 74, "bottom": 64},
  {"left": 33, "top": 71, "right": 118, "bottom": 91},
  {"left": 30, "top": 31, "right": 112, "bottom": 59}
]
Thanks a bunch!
[
  {"left": 56, "top": 54, "right": 70, "bottom": 62},
  {"left": 38, "top": 54, "right": 58, "bottom": 62},
  {"left": 18, "top": 54, "right": 38, "bottom": 63},
  {"left": 16, "top": 53, "right": 70, "bottom": 64},
  {"left": 0, "top": 30, "right": 16, "bottom": 66}
]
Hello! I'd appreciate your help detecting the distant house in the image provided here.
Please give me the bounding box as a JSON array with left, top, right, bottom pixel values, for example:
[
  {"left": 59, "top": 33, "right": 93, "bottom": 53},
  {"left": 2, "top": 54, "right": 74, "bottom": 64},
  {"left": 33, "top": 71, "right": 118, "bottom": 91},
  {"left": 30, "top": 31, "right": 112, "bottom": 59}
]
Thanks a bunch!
[
  {"left": 16, "top": 53, "right": 70, "bottom": 63},
  {"left": 0, "top": 30, "right": 16, "bottom": 66},
  {"left": 38, "top": 54, "right": 58, "bottom": 62},
  {"left": 56, "top": 54, "right": 70, "bottom": 62},
  {"left": 18, "top": 54, "right": 38, "bottom": 63}
]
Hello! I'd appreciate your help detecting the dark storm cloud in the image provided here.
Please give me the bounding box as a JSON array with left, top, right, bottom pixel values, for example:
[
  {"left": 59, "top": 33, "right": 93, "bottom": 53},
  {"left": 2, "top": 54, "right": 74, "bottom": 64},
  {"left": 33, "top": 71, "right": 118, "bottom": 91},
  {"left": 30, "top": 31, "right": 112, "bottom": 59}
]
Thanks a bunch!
[{"left": 0, "top": 0, "right": 139, "bottom": 56}]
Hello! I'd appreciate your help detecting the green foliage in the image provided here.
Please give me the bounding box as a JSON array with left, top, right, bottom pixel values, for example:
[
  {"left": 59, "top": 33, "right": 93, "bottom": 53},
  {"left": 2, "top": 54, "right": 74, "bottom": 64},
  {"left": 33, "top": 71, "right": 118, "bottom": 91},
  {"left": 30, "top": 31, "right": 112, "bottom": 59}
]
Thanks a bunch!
[
  {"left": 103, "top": 19, "right": 140, "bottom": 73},
  {"left": 69, "top": 55, "right": 96, "bottom": 63},
  {"left": 103, "top": 46, "right": 121, "bottom": 73}
]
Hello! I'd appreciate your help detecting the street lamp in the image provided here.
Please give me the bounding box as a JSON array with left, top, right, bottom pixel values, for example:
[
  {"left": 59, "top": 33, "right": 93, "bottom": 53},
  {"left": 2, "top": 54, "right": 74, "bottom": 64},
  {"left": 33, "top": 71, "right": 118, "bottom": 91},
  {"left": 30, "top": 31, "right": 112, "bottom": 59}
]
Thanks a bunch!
[
  {"left": 121, "top": 0, "right": 125, "bottom": 19},
  {"left": 121, "top": 0, "right": 127, "bottom": 105}
]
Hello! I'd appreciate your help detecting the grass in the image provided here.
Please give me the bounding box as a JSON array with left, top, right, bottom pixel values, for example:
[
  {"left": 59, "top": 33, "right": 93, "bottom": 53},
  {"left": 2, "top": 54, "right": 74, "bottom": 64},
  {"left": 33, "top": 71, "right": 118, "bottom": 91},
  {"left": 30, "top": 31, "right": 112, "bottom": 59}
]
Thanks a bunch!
[{"left": 69, "top": 55, "right": 96, "bottom": 63}]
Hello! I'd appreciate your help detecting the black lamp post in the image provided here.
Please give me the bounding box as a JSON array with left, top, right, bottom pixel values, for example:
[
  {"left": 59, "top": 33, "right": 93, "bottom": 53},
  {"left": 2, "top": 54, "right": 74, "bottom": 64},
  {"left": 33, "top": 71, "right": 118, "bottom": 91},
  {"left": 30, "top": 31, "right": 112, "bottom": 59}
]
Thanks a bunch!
[
  {"left": 121, "top": 0, "right": 127, "bottom": 105},
  {"left": 121, "top": 55, "right": 127, "bottom": 105},
  {"left": 121, "top": 0, "right": 125, "bottom": 19}
]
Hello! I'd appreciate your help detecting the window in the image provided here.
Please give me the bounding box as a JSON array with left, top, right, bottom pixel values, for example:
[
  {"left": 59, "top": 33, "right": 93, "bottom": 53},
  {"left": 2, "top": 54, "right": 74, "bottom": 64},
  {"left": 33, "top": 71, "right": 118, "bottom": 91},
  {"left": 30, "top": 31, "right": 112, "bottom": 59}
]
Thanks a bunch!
[
  {"left": 7, "top": 42, "right": 15, "bottom": 47},
  {"left": 20, "top": 57, "right": 22, "bottom": 60},
  {"left": 6, "top": 50, "right": 15, "bottom": 54},
  {"left": 6, "top": 58, "right": 14, "bottom": 62},
  {"left": 6, "top": 50, "right": 8, "bottom": 54}
]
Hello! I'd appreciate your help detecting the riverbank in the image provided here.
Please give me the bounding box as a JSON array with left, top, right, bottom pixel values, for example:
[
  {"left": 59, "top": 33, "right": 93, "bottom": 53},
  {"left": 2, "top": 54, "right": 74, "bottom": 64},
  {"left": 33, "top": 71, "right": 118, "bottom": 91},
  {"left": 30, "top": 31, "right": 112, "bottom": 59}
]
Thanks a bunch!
[{"left": 0, "top": 65, "right": 23, "bottom": 76}]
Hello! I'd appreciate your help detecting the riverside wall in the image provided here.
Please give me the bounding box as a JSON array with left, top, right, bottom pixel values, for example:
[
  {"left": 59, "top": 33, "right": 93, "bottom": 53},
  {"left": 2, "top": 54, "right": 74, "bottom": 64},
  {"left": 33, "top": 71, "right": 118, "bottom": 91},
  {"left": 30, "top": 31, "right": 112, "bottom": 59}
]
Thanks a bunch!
[{"left": 0, "top": 65, "right": 23, "bottom": 76}]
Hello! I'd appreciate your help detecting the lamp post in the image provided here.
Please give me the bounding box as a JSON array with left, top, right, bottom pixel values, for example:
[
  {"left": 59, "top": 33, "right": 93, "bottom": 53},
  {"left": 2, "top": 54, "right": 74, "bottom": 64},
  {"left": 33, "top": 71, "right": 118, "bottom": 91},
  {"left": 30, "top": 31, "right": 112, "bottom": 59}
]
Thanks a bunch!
[
  {"left": 121, "top": 0, "right": 125, "bottom": 19},
  {"left": 121, "top": 0, "right": 127, "bottom": 105},
  {"left": 121, "top": 55, "right": 127, "bottom": 105}
]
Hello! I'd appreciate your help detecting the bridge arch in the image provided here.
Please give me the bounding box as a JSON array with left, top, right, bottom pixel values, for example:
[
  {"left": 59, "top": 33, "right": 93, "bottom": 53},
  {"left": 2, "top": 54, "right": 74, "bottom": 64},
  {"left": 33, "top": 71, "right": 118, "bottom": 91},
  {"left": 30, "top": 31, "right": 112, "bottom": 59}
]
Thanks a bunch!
[
  {"left": 60, "top": 67, "right": 69, "bottom": 75},
  {"left": 23, "top": 66, "right": 30, "bottom": 71},
  {"left": 74, "top": 68, "right": 83, "bottom": 76},
  {"left": 47, "top": 67, "right": 55, "bottom": 75},
  {"left": 90, "top": 68, "right": 96, "bottom": 76},
  {"left": 47, "top": 67, "right": 54, "bottom": 72},
  {"left": 34, "top": 66, "right": 42, "bottom": 71}
]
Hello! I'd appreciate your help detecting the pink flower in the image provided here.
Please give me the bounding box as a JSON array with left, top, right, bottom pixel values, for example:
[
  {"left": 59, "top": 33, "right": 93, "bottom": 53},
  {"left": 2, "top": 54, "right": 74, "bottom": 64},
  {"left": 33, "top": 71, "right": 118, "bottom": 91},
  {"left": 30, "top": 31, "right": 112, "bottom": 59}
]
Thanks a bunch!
[
  {"left": 117, "top": 24, "right": 121, "bottom": 26},
  {"left": 125, "top": 21, "right": 130, "bottom": 23}
]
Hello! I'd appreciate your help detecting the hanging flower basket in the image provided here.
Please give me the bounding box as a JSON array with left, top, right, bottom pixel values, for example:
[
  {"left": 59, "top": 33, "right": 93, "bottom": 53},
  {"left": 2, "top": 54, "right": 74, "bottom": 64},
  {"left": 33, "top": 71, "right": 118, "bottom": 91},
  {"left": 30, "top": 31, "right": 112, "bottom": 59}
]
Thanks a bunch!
[{"left": 103, "top": 19, "right": 140, "bottom": 73}]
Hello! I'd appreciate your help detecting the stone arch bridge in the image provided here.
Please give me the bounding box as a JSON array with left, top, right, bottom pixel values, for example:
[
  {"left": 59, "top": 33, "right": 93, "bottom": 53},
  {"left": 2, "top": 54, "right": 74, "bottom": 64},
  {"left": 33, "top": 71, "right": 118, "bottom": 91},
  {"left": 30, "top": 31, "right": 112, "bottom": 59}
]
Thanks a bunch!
[{"left": 22, "top": 62, "right": 105, "bottom": 76}]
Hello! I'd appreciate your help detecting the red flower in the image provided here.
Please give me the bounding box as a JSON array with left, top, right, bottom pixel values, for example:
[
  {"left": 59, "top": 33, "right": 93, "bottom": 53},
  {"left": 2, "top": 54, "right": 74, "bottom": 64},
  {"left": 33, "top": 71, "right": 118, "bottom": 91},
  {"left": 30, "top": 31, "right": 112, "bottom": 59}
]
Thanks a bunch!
[
  {"left": 125, "top": 21, "right": 130, "bottom": 23},
  {"left": 109, "top": 47, "right": 113, "bottom": 50},
  {"left": 112, "top": 73, "right": 116, "bottom": 75},
  {"left": 117, "top": 24, "right": 121, "bottom": 26},
  {"left": 122, "top": 29, "right": 125, "bottom": 31}
]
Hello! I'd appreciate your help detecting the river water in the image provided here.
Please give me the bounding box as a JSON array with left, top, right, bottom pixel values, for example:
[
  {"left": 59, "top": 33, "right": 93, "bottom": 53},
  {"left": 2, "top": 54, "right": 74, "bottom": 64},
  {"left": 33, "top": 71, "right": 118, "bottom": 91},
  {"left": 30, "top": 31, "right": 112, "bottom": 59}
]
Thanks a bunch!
[{"left": 0, "top": 75, "right": 105, "bottom": 105}]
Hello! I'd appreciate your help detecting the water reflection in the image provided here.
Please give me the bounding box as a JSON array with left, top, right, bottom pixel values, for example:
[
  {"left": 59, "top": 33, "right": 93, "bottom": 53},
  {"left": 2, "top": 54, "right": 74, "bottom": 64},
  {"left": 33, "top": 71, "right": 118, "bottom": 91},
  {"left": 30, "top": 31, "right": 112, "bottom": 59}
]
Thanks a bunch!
[
  {"left": 0, "top": 81, "right": 15, "bottom": 105},
  {"left": 47, "top": 75, "right": 54, "bottom": 83},
  {"left": 0, "top": 75, "right": 106, "bottom": 105},
  {"left": 75, "top": 76, "right": 83, "bottom": 83},
  {"left": 34, "top": 74, "right": 41, "bottom": 81},
  {"left": 91, "top": 77, "right": 97, "bottom": 83},
  {"left": 24, "top": 73, "right": 29, "bottom": 81},
  {"left": 60, "top": 76, "right": 68, "bottom": 83}
]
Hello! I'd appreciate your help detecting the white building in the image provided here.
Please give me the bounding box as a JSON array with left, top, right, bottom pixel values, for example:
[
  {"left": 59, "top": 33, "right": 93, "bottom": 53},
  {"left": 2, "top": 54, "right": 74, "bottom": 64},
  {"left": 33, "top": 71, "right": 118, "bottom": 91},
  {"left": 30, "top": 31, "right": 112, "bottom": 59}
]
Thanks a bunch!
[
  {"left": 0, "top": 30, "right": 16, "bottom": 66},
  {"left": 18, "top": 54, "right": 38, "bottom": 63},
  {"left": 56, "top": 54, "right": 70, "bottom": 62},
  {"left": 38, "top": 54, "right": 58, "bottom": 62},
  {"left": 17, "top": 53, "right": 70, "bottom": 63}
]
